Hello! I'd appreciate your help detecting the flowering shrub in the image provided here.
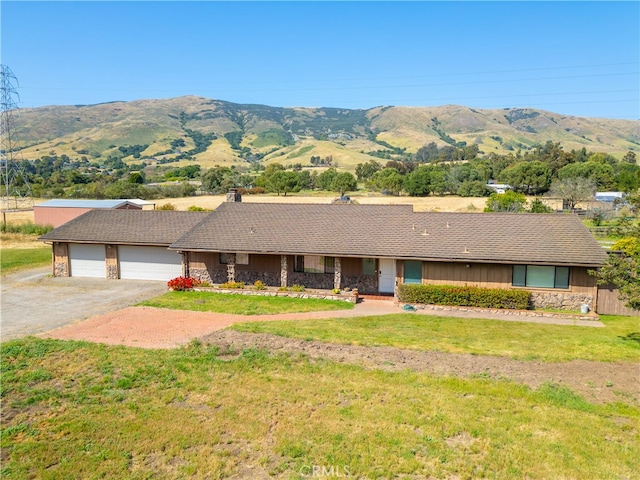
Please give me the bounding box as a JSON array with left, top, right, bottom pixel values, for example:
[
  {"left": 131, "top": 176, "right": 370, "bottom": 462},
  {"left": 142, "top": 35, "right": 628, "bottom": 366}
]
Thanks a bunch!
[{"left": 167, "top": 276, "right": 201, "bottom": 291}]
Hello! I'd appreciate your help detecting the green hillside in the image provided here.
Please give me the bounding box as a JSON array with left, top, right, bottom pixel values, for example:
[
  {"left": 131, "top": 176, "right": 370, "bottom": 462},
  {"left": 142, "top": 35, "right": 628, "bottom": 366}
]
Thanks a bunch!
[{"left": 13, "top": 96, "right": 640, "bottom": 171}]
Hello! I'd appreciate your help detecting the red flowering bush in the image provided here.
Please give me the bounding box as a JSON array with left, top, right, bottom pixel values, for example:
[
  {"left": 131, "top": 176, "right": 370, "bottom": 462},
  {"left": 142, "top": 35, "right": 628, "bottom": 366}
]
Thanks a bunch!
[{"left": 167, "top": 276, "right": 201, "bottom": 291}]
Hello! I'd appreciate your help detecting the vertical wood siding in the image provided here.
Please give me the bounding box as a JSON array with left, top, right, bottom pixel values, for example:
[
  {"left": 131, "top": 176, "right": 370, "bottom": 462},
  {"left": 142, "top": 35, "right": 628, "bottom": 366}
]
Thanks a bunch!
[
  {"left": 597, "top": 285, "right": 640, "bottom": 316},
  {"left": 420, "top": 262, "right": 597, "bottom": 294}
]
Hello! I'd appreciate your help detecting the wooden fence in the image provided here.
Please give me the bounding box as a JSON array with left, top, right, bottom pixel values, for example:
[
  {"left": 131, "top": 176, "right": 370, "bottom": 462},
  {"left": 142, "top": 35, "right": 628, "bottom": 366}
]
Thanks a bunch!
[{"left": 597, "top": 285, "right": 640, "bottom": 317}]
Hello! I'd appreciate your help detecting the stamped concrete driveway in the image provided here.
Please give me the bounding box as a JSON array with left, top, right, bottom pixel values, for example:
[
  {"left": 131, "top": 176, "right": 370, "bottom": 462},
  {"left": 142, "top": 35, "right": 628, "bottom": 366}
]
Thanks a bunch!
[{"left": 1, "top": 266, "right": 168, "bottom": 341}]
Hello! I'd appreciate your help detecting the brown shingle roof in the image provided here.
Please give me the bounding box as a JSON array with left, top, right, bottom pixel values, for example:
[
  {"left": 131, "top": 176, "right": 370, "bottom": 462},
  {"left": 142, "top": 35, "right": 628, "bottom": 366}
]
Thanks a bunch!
[
  {"left": 170, "top": 203, "right": 608, "bottom": 267},
  {"left": 39, "top": 210, "right": 209, "bottom": 246}
]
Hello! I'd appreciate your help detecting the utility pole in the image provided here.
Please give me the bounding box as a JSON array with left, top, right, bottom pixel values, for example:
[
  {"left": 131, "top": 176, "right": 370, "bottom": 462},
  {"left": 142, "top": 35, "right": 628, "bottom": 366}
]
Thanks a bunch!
[{"left": 1, "top": 65, "right": 33, "bottom": 222}]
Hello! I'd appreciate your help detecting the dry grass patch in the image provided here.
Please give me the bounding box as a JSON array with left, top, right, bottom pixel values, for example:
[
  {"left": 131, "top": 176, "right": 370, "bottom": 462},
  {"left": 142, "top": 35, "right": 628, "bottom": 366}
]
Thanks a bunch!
[{"left": 151, "top": 193, "right": 489, "bottom": 212}]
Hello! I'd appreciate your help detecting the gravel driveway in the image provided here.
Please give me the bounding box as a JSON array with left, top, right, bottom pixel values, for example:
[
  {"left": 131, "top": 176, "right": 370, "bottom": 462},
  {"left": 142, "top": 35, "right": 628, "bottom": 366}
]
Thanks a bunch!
[{"left": 1, "top": 267, "right": 168, "bottom": 341}]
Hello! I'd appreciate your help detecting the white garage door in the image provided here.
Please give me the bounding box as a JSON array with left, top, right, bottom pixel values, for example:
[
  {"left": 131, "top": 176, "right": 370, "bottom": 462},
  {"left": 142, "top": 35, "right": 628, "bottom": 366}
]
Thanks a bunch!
[
  {"left": 69, "top": 243, "right": 106, "bottom": 278},
  {"left": 118, "top": 246, "right": 182, "bottom": 281}
]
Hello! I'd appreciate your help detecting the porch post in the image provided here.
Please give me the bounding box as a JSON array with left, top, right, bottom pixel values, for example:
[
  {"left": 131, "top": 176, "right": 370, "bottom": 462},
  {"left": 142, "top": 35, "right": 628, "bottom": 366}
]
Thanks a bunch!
[
  {"left": 334, "top": 257, "right": 341, "bottom": 290},
  {"left": 226, "top": 254, "right": 236, "bottom": 283},
  {"left": 280, "top": 255, "right": 288, "bottom": 287}
]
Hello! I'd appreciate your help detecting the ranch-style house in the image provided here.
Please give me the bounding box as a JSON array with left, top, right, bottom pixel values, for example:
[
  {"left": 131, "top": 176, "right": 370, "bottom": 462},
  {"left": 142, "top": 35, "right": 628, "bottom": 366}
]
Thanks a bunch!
[{"left": 40, "top": 192, "right": 609, "bottom": 311}]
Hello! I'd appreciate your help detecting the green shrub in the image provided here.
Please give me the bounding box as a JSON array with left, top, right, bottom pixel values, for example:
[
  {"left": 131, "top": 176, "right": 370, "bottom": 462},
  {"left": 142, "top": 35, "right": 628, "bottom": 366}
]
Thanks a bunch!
[
  {"left": 291, "top": 284, "right": 305, "bottom": 292},
  {"left": 1, "top": 222, "right": 53, "bottom": 235},
  {"left": 254, "top": 280, "right": 267, "bottom": 290},
  {"left": 397, "top": 284, "right": 530, "bottom": 310},
  {"left": 219, "top": 281, "right": 245, "bottom": 289}
]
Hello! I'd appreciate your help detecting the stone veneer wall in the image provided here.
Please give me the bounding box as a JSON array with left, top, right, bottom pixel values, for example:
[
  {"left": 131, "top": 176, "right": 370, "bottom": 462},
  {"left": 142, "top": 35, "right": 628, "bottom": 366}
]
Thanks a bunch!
[
  {"left": 236, "top": 271, "right": 282, "bottom": 287},
  {"left": 54, "top": 261, "right": 68, "bottom": 277},
  {"left": 530, "top": 291, "right": 594, "bottom": 310},
  {"left": 194, "top": 287, "right": 357, "bottom": 304},
  {"left": 107, "top": 265, "right": 118, "bottom": 280},
  {"left": 191, "top": 267, "right": 377, "bottom": 293},
  {"left": 289, "top": 272, "right": 335, "bottom": 290},
  {"left": 342, "top": 275, "right": 378, "bottom": 295},
  {"left": 189, "top": 268, "right": 227, "bottom": 285}
]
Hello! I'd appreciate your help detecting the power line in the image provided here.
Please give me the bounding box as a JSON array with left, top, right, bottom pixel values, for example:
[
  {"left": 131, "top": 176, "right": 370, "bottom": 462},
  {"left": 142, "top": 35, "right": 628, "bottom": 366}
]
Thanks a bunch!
[{"left": 1, "top": 65, "right": 33, "bottom": 214}]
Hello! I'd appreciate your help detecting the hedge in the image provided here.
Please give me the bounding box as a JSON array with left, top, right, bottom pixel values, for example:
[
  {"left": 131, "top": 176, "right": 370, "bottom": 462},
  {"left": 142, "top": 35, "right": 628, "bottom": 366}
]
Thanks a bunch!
[{"left": 397, "top": 284, "right": 531, "bottom": 310}]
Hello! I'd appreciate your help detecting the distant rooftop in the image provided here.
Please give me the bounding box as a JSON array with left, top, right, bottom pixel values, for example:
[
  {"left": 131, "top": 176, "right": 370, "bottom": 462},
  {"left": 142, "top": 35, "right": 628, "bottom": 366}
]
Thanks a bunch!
[{"left": 36, "top": 199, "right": 148, "bottom": 209}]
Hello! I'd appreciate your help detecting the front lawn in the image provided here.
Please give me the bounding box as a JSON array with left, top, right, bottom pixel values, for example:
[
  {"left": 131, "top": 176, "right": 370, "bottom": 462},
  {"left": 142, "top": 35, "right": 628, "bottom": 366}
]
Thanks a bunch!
[
  {"left": 138, "top": 290, "right": 354, "bottom": 315},
  {"left": 0, "top": 246, "right": 50, "bottom": 275},
  {"left": 232, "top": 313, "right": 640, "bottom": 362},
  {"left": 1, "top": 337, "right": 638, "bottom": 479}
]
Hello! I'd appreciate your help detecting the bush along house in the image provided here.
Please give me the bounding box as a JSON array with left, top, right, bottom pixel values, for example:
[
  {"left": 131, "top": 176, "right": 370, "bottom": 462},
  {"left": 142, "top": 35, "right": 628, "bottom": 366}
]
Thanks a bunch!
[{"left": 41, "top": 191, "right": 608, "bottom": 311}]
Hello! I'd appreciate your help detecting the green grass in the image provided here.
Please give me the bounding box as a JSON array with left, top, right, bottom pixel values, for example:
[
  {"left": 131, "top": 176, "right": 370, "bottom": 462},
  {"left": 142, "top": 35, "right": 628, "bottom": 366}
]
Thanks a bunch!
[
  {"left": 232, "top": 314, "right": 640, "bottom": 362},
  {"left": 0, "top": 222, "right": 53, "bottom": 235},
  {"left": 287, "top": 144, "right": 315, "bottom": 159},
  {"left": 0, "top": 246, "right": 50, "bottom": 275},
  {"left": 138, "top": 290, "right": 354, "bottom": 315},
  {"left": 1, "top": 337, "right": 638, "bottom": 479}
]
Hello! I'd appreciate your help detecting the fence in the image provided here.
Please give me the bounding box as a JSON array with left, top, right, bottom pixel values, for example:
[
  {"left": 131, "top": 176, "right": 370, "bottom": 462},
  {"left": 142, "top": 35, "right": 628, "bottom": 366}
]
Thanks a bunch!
[{"left": 597, "top": 285, "right": 640, "bottom": 316}]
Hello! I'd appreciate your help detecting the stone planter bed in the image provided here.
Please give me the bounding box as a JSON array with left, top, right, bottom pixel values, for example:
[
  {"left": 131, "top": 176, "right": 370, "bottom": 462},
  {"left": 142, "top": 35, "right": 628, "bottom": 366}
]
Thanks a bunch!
[
  {"left": 400, "top": 302, "right": 600, "bottom": 322},
  {"left": 193, "top": 286, "right": 359, "bottom": 304}
]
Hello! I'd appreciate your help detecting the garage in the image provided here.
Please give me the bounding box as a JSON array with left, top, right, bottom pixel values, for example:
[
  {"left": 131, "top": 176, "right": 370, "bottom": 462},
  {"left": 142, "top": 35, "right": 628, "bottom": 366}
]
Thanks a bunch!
[
  {"left": 69, "top": 243, "right": 106, "bottom": 278},
  {"left": 118, "top": 245, "right": 183, "bottom": 281}
]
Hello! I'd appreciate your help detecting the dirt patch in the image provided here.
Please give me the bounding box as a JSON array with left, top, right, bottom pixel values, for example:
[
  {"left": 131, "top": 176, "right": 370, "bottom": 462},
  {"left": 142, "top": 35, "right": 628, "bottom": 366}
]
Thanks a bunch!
[{"left": 201, "top": 330, "right": 640, "bottom": 405}]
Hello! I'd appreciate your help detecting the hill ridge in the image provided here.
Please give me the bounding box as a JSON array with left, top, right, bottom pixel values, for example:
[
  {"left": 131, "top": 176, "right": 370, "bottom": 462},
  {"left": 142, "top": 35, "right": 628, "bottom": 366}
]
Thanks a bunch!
[{"left": 13, "top": 96, "right": 639, "bottom": 169}]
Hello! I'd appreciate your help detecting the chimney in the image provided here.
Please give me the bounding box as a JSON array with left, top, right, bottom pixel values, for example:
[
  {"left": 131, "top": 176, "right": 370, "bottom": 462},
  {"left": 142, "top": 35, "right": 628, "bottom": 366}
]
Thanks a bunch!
[{"left": 226, "top": 188, "right": 242, "bottom": 203}]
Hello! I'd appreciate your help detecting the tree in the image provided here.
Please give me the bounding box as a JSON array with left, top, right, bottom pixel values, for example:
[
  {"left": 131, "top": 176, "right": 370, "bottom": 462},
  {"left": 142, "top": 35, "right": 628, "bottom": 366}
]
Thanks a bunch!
[
  {"left": 531, "top": 140, "right": 574, "bottom": 174},
  {"left": 614, "top": 162, "right": 640, "bottom": 192},
  {"left": 457, "top": 180, "right": 490, "bottom": 197},
  {"left": 403, "top": 167, "right": 431, "bottom": 197},
  {"left": 128, "top": 171, "right": 145, "bottom": 184},
  {"left": 528, "top": 198, "right": 553, "bottom": 213},
  {"left": 591, "top": 189, "right": 639, "bottom": 309},
  {"left": 369, "top": 168, "right": 404, "bottom": 195},
  {"left": 593, "top": 237, "right": 640, "bottom": 310},
  {"left": 557, "top": 161, "right": 615, "bottom": 190},
  {"left": 316, "top": 168, "right": 338, "bottom": 191},
  {"left": 330, "top": 172, "right": 357, "bottom": 196},
  {"left": 414, "top": 142, "right": 439, "bottom": 163},
  {"left": 499, "top": 161, "right": 552, "bottom": 195},
  {"left": 201, "top": 166, "right": 237, "bottom": 194},
  {"left": 427, "top": 165, "right": 450, "bottom": 196},
  {"left": 546, "top": 177, "right": 596, "bottom": 210},
  {"left": 484, "top": 190, "right": 527, "bottom": 212},
  {"left": 267, "top": 170, "right": 299, "bottom": 196},
  {"left": 622, "top": 151, "right": 637, "bottom": 164},
  {"left": 355, "top": 160, "right": 381, "bottom": 181},
  {"left": 295, "top": 170, "right": 315, "bottom": 190}
]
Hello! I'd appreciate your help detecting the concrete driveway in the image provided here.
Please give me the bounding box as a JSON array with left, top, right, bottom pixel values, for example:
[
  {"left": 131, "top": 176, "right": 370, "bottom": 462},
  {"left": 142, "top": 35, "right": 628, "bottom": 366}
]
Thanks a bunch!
[{"left": 1, "top": 267, "right": 168, "bottom": 341}]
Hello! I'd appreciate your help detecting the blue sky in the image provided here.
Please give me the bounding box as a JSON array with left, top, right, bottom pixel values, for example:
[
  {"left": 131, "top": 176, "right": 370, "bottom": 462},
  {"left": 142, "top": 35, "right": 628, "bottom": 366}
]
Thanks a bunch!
[{"left": 2, "top": 1, "right": 638, "bottom": 119}]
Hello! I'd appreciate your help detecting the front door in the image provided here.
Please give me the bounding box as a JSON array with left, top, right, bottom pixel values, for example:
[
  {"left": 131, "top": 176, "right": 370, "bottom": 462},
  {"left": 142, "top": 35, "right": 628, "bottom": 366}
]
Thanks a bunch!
[{"left": 379, "top": 258, "right": 396, "bottom": 294}]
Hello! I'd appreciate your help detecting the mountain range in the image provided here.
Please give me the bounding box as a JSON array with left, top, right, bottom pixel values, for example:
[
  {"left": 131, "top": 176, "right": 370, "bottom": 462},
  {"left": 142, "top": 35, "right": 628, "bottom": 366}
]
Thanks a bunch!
[{"left": 13, "top": 96, "right": 639, "bottom": 170}]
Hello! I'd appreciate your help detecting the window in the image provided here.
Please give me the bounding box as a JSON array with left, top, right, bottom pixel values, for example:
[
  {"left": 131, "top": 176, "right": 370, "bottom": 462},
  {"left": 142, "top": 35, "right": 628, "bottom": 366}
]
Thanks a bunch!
[
  {"left": 404, "top": 260, "right": 422, "bottom": 284},
  {"left": 294, "top": 255, "right": 335, "bottom": 274},
  {"left": 362, "top": 258, "right": 376, "bottom": 276},
  {"left": 219, "top": 253, "right": 249, "bottom": 265},
  {"left": 512, "top": 265, "right": 569, "bottom": 289}
]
